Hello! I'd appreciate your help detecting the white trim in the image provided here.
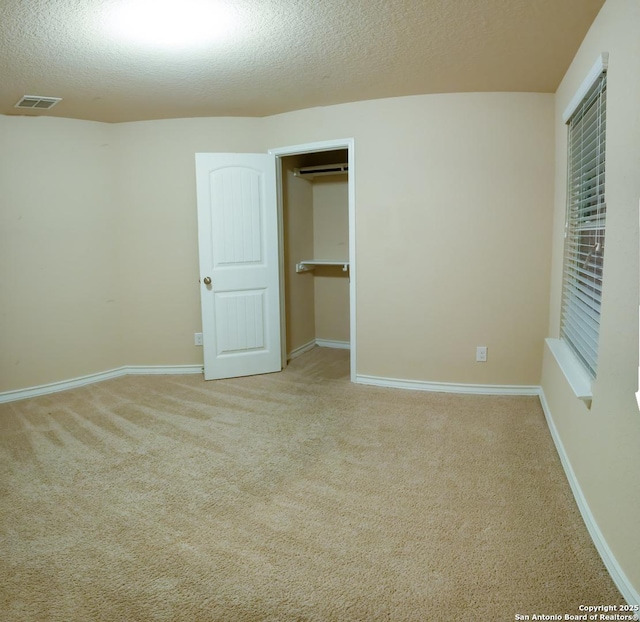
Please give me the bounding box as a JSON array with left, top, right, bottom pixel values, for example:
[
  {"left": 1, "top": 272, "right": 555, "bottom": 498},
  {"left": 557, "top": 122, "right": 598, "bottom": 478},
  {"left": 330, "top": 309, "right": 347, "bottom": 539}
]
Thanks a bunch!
[
  {"left": 0, "top": 368, "right": 127, "bottom": 403},
  {"left": 637, "top": 201, "right": 640, "bottom": 412},
  {"left": 356, "top": 374, "right": 540, "bottom": 396},
  {"left": 275, "top": 155, "right": 288, "bottom": 371},
  {"left": 123, "top": 365, "right": 203, "bottom": 376},
  {"left": 562, "top": 52, "right": 609, "bottom": 123},
  {"left": 538, "top": 389, "right": 640, "bottom": 607},
  {"left": 268, "top": 139, "right": 353, "bottom": 158},
  {"left": 315, "top": 339, "right": 350, "bottom": 350},
  {"left": 545, "top": 338, "right": 593, "bottom": 402},
  {"left": 347, "top": 139, "right": 356, "bottom": 383},
  {"left": 288, "top": 340, "right": 317, "bottom": 361},
  {"left": 0, "top": 365, "right": 203, "bottom": 404},
  {"left": 269, "top": 138, "right": 357, "bottom": 383},
  {"left": 288, "top": 339, "right": 350, "bottom": 361}
]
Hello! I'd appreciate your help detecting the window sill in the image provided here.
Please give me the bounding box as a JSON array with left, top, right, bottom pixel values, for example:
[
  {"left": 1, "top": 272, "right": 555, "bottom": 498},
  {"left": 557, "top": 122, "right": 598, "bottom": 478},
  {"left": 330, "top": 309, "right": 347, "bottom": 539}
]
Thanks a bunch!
[{"left": 545, "top": 338, "right": 593, "bottom": 403}]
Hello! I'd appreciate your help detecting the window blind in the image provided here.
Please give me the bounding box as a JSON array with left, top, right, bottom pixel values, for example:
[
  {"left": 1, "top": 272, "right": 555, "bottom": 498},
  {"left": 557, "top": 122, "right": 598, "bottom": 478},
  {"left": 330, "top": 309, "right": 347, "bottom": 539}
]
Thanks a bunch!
[{"left": 560, "top": 71, "right": 607, "bottom": 379}]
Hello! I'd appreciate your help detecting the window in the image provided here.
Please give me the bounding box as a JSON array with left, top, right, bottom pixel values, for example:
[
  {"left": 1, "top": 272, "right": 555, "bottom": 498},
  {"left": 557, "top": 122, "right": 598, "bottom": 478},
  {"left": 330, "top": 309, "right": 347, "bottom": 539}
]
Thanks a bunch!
[{"left": 560, "top": 57, "right": 607, "bottom": 379}]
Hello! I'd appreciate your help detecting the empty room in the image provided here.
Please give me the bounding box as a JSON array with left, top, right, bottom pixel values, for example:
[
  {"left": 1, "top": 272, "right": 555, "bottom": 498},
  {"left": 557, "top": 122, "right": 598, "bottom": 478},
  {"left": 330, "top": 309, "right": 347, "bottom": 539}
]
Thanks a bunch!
[{"left": 1, "top": 0, "right": 639, "bottom": 620}]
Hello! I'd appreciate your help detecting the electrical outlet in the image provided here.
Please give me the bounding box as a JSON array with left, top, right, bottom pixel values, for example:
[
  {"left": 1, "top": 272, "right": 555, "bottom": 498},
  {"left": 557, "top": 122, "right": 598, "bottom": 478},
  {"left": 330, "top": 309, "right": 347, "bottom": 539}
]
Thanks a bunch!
[
  {"left": 194, "top": 332, "right": 203, "bottom": 346},
  {"left": 476, "top": 346, "right": 487, "bottom": 362}
]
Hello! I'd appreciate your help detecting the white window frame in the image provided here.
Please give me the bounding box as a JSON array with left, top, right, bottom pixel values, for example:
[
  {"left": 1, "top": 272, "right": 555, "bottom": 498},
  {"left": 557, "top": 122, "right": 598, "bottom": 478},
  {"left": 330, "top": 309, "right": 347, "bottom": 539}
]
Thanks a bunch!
[{"left": 549, "top": 53, "right": 608, "bottom": 402}]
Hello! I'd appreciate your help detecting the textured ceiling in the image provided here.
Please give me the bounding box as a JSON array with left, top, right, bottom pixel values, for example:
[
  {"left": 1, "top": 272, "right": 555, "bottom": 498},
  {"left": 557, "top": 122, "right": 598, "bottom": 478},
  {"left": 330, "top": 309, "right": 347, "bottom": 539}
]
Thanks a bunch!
[{"left": 0, "top": 0, "right": 605, "bottom": 123}]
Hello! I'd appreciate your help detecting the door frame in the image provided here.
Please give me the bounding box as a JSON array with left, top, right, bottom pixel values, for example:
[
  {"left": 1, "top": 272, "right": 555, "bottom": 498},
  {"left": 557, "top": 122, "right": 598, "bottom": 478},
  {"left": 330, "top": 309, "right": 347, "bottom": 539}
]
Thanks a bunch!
[{"left": 268, "top": 139, "right": 356, "bottom": 382}]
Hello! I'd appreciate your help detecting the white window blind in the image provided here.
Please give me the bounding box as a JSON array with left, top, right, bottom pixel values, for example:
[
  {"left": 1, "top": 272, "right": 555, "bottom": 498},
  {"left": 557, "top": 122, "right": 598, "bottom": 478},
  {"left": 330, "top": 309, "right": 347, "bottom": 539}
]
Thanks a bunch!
[{"left": 560, "top": 69, "right": 607, "bottom": 379}]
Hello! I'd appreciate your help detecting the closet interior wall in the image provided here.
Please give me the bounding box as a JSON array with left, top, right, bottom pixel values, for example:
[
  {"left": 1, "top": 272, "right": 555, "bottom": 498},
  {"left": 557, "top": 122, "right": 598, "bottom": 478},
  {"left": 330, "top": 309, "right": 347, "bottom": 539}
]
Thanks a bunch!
[{"left": 281, "top": 150, "right": 349, "bottom": 359}]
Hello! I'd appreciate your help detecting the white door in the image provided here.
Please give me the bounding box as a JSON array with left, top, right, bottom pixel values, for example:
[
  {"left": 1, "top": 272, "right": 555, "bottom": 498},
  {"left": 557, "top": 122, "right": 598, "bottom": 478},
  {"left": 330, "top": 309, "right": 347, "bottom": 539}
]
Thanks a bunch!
[{"left": 195, "top": 153, "right": 281, "bottom": 380}]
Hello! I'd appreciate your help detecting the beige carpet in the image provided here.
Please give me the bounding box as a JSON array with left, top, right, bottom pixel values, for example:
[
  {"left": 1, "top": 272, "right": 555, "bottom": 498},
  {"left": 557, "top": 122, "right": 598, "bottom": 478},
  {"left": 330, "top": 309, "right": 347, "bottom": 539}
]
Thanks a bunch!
[{"left": 0, "top": 347, "right": 620, "bottom": 621}]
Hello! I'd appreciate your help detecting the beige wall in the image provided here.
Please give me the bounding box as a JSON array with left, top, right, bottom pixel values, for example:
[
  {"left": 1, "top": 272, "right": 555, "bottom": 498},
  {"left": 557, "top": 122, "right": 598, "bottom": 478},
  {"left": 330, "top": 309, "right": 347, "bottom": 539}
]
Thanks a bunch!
[
  {"left": 541, "top": 0, "right": 640, "bottom": 593},
  {"left": 312, "top": 178, "right": 350, "bottom": 342},
  {"left": 266, "top": 93, "right": 555, "bottom": 385},
  {"left": 2, "top": 91, "right": 553, "bottom": 392},
  {"left": 0, "top": 116, "right": 121, "bottom": 391},
  {"left": 282, "top": 156, "right": 316, "bottom": 355},
  {"left": 282, "top": 161, "right": 350, "bottom": 352},
  {"left": 0, "top": 116, "right": 266, "bottom": 391},
  {"left": 112, "top": 118, "right": 266, "bottom": 366}
]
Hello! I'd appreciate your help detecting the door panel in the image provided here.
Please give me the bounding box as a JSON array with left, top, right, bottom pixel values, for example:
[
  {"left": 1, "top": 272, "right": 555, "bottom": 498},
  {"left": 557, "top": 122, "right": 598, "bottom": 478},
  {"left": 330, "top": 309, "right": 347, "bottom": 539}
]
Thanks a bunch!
[
  {"left": 195, "top": 153, "right": 281, "bottom": 380},
  {"left": 214, "top": 289, "right": 266, "bottom": 354},
  {"left": 211, "top": 166, "right": 263, "bottom": 265}
]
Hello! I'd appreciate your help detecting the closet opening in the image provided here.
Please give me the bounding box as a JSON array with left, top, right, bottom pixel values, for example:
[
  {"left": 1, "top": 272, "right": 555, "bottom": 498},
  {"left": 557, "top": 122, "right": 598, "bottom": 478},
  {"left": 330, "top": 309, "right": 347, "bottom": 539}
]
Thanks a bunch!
[{"left": 271, "top": 140, "right": 355, "bottom": 381}]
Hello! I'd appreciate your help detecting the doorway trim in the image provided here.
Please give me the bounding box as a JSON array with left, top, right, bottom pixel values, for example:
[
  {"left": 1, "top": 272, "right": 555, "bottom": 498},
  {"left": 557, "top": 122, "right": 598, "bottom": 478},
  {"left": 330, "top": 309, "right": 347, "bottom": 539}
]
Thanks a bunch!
[{"left": 268, "top": 138, "right": 356, "bottom": 382}]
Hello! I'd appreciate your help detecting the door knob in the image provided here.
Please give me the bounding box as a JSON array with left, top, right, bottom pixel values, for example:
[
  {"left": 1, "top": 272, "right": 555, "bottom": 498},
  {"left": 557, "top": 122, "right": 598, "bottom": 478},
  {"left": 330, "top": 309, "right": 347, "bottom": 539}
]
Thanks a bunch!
[{"left": 203, "top": 276, "right": 212, "bottom": 285}]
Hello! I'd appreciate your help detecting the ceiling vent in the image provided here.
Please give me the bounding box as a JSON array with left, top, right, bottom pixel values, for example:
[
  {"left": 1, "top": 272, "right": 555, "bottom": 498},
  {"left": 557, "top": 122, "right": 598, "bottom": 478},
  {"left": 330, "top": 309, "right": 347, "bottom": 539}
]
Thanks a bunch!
[
  {"left": 294, "top": 163, "right": 348, "bottom": 180},
  {"left": 14, "top": 95, "right": 62, "bottom": 110}
]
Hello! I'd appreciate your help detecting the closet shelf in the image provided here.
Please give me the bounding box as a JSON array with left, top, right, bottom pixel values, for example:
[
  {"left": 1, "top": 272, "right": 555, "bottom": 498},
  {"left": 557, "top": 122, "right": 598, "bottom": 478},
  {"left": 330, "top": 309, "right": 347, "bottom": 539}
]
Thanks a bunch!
[
  {"left": 296, "top": 260, "right": 349, "bottom": 273},
  {"left": 294, "top": 163, "right": 348, "bottom": 180}
]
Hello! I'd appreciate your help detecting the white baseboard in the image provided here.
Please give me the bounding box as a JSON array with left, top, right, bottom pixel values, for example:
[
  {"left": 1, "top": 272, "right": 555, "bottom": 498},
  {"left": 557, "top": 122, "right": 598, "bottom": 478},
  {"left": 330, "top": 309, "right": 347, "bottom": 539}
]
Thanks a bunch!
[
  {"left": 288, "top": 340, "right": 317, "bottom": 361},
  {"left": 124, "top": 365, "right": 202, "bottom": 376},
  {"left": 288, "top": 339, "right": 350, "bottom": 361},
  {"left": 0, "top": 365, "right": 203, "bottom": 404},
  {"left": 4, "top": 340, "right": 353, "bottom": 402},
  {"left": 356, "top": 374, "right": 540, "bottom": 396},
  {"left": 315, "top": 339, "right": 350, "bottom": 350},
  {"left": 538, "top": 389, "right": 640, "bottom": 606}
]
